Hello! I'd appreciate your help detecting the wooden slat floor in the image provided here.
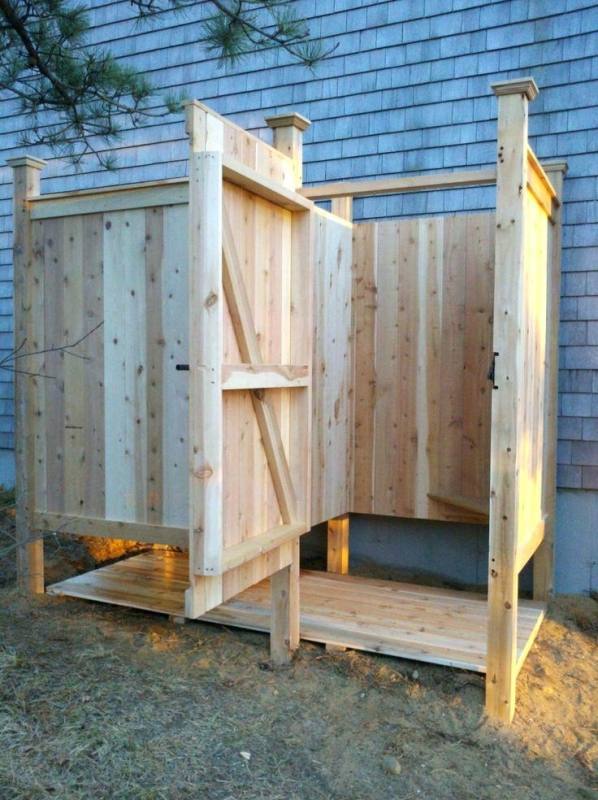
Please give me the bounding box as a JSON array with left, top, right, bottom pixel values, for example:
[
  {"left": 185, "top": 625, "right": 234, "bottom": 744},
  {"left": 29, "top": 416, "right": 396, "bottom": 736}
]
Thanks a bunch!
[{"left": 47, "top": 551, "right": 545, "bottom": 674}]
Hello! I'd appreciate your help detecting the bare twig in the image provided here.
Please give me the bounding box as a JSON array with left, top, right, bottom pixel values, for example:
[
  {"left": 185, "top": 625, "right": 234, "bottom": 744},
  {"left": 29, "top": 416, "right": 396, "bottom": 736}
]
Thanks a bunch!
[{"left": 0, "top": 320, "right": 104, "bottom": 380}]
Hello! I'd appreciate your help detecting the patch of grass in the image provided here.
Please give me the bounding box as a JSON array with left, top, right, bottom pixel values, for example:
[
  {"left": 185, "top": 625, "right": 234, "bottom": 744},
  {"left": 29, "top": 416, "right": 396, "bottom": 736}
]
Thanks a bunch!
[
  {"left": 0, "top": 584, "right": 596, "bottom": 800},
  {"left": 0, "top": 508, "right": 596, "bottom": 799}
]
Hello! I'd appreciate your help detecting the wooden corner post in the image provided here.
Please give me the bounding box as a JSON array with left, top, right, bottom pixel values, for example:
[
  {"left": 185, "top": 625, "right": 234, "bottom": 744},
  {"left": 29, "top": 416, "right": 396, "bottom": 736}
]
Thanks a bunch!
[
  {"left": 264, "top": 110, "right": 311, "bottom": 664},
  {"left": 534, "top": 161, "right": 567, "bottom": 601},
  {"left": 8, "top": 155, "right": 47, "bottom": 595},
  {"left": 486, "top": 77, "right": 538, "bottom": 723},
  {"left": 265, "top": 111, "right": 311, "bottom": 189},
  {"left": 184, "top": 102, "right": 225, "bottom": 618}
]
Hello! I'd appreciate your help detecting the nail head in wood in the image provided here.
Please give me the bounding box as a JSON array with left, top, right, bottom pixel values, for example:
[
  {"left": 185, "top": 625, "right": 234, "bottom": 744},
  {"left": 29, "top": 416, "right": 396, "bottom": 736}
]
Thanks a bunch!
[{"left": 490, "top": 77, "right": 539, "bottom": 101}]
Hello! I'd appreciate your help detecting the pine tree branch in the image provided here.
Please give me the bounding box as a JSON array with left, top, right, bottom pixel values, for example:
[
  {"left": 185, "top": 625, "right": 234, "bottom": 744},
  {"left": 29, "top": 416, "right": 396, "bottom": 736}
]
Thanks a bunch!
[
  {"left": 0, "top": 0, "right": 334, "bottom": 167},
  {"left": 0, "top": 0, "right": 73, "bottom": 102}
]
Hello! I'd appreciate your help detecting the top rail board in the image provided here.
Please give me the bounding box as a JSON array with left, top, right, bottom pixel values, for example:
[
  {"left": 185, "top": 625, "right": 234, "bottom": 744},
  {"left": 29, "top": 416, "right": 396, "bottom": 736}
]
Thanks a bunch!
[
  {"left": 301, "top": 168, "right": 497, "bottom": 200},
  {"left": 29, "top": 156, "right": 312, "bottom": 220}
]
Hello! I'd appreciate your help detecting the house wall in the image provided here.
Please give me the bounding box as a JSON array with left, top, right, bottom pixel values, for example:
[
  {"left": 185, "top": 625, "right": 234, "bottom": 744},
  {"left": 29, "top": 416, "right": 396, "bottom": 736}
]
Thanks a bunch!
[{"left": 1, "top": 0, "right": 596, "bottom": 592}]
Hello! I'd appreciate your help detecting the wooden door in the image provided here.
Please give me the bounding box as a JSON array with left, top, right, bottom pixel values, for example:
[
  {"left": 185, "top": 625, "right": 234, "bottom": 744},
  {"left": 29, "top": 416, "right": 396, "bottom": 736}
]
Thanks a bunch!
[{"left": 185, "top": 103, "right": 312, "bottom": 618}]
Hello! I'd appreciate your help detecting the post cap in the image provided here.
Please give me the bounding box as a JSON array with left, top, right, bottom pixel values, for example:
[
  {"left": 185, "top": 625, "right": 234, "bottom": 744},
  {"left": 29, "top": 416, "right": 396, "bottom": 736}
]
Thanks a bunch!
[
  {"left": 264, "top": 112, "right": 311, "bottom": 132},
  {"left": 543, "top": 160, "right": 568, "bottom": 175},
  {"left": 491, "top": 77, "right": 539, "bottom": 101},
  {"left": 6, "top": 155, "right": 47, "bottom": 170}
]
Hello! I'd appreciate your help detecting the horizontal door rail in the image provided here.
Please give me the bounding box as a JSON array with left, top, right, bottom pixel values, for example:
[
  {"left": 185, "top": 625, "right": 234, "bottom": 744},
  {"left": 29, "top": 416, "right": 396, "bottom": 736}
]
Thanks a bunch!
[
  {"left": 222, "top": 364, "right": 309, "bottom": 390},
  {"left": 222, "top": 523, "right": 306, "bottom": 571}
]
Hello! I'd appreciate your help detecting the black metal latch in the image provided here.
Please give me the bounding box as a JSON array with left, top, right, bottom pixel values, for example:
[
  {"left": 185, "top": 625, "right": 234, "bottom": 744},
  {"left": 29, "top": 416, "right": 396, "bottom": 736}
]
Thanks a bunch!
[
  {"left": 176, "top": 364, "right": 189, "bottom": 371},
  {"left": 487, "top": 352, "right": 498, "bottom": 389}
]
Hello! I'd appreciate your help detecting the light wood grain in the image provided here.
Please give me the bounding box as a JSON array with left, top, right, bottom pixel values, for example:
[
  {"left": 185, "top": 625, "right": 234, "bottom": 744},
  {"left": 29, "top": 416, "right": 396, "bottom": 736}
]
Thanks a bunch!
[
  {"left": 33, "top": 512, "right": 187, "bottom": 548},
  {"left": 48, "top": 552, "right": 545, "bottom": 676},
  {"left": 185, "top": 105, "right": 225, "bottom": 620},
  {"left": 9, "top": 157, "right": 46, "bottom": 593},
  {"left": 352, "top": 214, "right": 494, "bottom": 523},
  {"left": 30, "top": 183, "right": 188, "bottom": 219},
  {"left": 270, "top": 564, "right": 294, "bottom": 665},
  {"left": 301, "top": 169, "right": 497, "bottom": 201},
  {"left": 222, "top": 364, "right": 309, "bottom": 390},
  {"left": 486, "top": 81, "right": 549, "bottom": 723},
  {"left": 311, "top": 207, "right": 353, "bottom": 525},
  {"left": 327, "top": 515, "right": 349, "bottom": 574},
  {"left": 534, "top": 163, "right": 566, "bottom": 600}
]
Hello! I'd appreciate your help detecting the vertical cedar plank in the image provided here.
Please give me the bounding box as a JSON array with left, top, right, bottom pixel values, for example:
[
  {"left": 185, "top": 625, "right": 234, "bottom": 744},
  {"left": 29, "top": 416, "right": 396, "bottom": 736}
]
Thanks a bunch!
[
  {"left": 82, "top": 214, "right": 105, "bottom": 518},
  {"left": 290, "top": 208, "right": 314, "bottom": 525},
  {"left": 396, "top": 219, "right": 419, "bottom": 516},
  {"left": 161, "top": 205, "right": 189, "bottom": 527},
  {"left": 311, "top": 209, "right": 352, "bottom": 525},
  {"left": 31, "top": 220, "right": 47, "bottom": 514},
  {"left": 486, "top": 78, "right": 537, "bottom": 724},
  {"left": 8, "top": 156, "right": 46, "bottom": 593},
  {"left": 43, "top": 219, "right": 65, "bottom": 513},
  {"left": 103, "top": 209, "right": 147, "bottom": 522},
  {"left": 331, "top": 196, "right": 353, "bottom": 222},
  {"left": 63, "top": 216, "right": 85, "bottom": 515},
  {"left": 185, "top": 102, "right": 225, "bottom": 617},
  {"left": 422, "top": 218, "right": 444, "bottom": 513},
  {"left": 438, "top": 216, "right": 466, "bottom": 501},
  {"left": 374, "top": 220, "right": 401, "bottom": 513},
  {"left": 351, "top": 222, "right": 377, "bottom": 513},
  {"left": 461, "top": 215, "right": 494, "bottom": 501},
  {"left": 145, "top": 207, "right": 164, "bottom": 524},
  {"left": 534, "top": 164, "right": 566, "bottom": 600}
]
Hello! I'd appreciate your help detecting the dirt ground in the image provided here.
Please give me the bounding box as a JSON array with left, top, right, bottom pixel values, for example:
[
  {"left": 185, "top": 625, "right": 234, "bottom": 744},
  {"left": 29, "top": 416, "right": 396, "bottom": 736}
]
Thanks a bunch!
[{"left": 0, "top": 506, "right": 596, "bottom": 799}]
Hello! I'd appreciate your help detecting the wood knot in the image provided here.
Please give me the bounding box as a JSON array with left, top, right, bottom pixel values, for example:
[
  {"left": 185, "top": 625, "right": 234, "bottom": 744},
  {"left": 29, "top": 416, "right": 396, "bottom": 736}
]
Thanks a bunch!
[
  {"left": 204, "top": 291, "right": 218, "bottom": 308},
  {"left": 194, "top": 465, "right": 213, "bottom": 479}
]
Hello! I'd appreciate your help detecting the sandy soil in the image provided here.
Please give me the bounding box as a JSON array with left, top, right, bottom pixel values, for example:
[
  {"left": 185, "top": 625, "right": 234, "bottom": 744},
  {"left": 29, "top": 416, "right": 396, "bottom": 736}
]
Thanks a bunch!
[{"left": 0, "top": 514, "right": 596, "bottom": 799}]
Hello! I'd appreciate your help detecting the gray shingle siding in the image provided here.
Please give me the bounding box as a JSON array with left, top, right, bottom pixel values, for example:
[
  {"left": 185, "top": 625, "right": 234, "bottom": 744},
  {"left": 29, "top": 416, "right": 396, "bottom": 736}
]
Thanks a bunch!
[{"left": 0, "top": 0, "right": 596, "bottom": 493}]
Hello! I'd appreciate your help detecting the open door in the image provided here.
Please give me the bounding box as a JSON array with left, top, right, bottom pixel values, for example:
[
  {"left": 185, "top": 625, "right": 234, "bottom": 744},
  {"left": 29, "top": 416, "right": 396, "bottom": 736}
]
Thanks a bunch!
[{"left": 184, "top": 102, "right": 312, "bottom": 621}]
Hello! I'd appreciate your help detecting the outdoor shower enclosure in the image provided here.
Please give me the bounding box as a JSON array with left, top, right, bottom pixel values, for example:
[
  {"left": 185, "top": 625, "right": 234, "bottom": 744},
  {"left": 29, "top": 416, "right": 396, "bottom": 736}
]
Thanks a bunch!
[{"left": 10, "top": 77, "right": 563, "bottom": 723}]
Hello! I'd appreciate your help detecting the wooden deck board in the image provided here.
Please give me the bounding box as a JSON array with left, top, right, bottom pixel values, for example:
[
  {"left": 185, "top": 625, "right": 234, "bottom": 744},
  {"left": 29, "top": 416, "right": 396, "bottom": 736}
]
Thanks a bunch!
[{"left": 47, "top": 551, "right": 544, "bottom": 673}]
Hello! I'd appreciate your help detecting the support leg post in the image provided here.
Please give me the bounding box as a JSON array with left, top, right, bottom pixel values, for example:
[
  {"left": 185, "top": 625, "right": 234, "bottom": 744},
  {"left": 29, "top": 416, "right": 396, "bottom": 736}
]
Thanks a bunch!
[
  {"left": 288, "top": 539, "right": 300, "bottom": 651},
  {"left": 270, "top": 556, "right": 299, "bottom": 666},
  {"left": 326, "top": 515, "right": 349, "bottom": 652},
  {"left": 486, "top": 567, "right": 519, "bottom": 723},
  {"left": 327, "top": 514, "right": 350, "bottom": 575}
]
